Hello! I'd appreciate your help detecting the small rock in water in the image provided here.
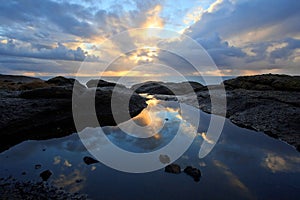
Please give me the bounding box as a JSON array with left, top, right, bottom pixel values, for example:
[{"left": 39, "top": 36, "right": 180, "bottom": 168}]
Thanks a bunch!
[
  {"left": 165, "top": 118, "right": 169, "bottom": 121},
  {"left": 83, "top": 156, "right": 99, "bottom": 165},
  {"left": 35, "top": 164, "right": 42, "bottom": 169},
  {"left": 159, "top": 154, "right": 171, "bottom": 164},
  {"left": 21, "top": 172, "right": 26, "bottom": 175},
  {"left": 75, "top": 179, "right": 83, "bottom": 183},
  {"left": 184, "top": 166, "right": 201, "bottom": 182},
  {"left": 40, "top": 170, "right": 52, "bottom": 181},
  {"left": 165, "top": 164, "right": 181, "bottom": 174}
]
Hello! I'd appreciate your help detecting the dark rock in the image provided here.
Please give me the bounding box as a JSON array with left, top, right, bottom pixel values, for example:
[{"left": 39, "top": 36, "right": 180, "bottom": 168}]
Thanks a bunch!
[
  {"left": 0, "top": 74, "right": 65, "bottom": 91},
  {"left": 40, "top": 170, "right": 52, "bottom": 181},
  {"left": 0, "top": 75, "right": 147, "bottom": 152},
  {"left": 75, "top": 179, "right": 83, "bottom": 183},
  {"left": 131, "top": 81, "right": 205, "bottom": 95},
  {"left": 165, "top": 164, "right": 181, "bottom": 174},
  {"left": 19, "top": 86, "right": 73, "bottom": 99},
  {"left": 0, "top": 74, "right": 41, "bottom": 83},
  {"left": 83, "top": 156, "right": 99, "bottom": 165},
  {"left": 184, "top": 166, "right": 201, "bottom": 182},
  {"left": 21, "top": 172, "right": 26, "bottom": 175},
  {"left": 46, "top": 76, "right": 76, "bottom": 87},
  {"left": 224, "top": 74, "right": 300, "bottom": 91},
  {"left": 181, "top": 74, "right": 300, "bottom": 152}
]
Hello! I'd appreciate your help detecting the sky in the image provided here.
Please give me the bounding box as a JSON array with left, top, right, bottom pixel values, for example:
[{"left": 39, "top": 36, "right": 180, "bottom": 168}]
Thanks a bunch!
[{"left": 0, "top": 0, "right": 299, "bottom": 77}]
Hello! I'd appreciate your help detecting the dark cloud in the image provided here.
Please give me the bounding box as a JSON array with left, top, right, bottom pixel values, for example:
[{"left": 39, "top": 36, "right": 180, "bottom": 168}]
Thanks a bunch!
[
  {"left": 186, "top": 0, "right": 300, "bottom": 39},
  {"left": 270, "top": 38, "right": 300, "bottom": 60},
  {"left": 0, "top": 39, "right": 99, "bottom": 62},
  {"left": 195, "top": 33, "right": 246, "bottom": 66}
]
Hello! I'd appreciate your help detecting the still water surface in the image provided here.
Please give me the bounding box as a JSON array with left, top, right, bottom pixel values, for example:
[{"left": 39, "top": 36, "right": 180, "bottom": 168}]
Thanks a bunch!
[{"left": 0, "top": 99, "right": 299, "bottom": 199}]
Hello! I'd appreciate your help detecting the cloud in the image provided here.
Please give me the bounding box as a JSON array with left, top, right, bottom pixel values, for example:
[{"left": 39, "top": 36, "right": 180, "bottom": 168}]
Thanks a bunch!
[
  {"left": 183, "top": 0, "right": 300, "bottom": 74},
  {"left": 0, "top": 39, "right": 99, "bottom": 61},
  {"left": 186, "top": 0, "right": 300, "bottom": 41},
  {"left": 0, "top": 0, "right": 299, "bottom": 76}
]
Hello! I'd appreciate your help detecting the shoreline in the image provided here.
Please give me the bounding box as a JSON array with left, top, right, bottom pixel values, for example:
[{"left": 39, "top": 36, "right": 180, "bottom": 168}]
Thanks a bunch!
[{"left": 0, "top": 73, "right": 299, "bottom": 152}]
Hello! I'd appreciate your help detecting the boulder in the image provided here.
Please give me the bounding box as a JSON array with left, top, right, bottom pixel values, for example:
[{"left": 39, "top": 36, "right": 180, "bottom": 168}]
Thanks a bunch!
[
  {"left": 40, "top": 170, "right": 52, "bottom": 181},
  {"left": 184, "top": 166, "right": 201, "bottom": 182},
  {"left": 83, "top": 156, "right": 99, "bottom": 165},
  {"left": 165, "top": 164, "right": 181, "bottom": 174}
]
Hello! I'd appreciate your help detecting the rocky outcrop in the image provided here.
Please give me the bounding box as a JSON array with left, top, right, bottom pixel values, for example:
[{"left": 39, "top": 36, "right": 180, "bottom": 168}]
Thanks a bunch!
[
  {"left": 131, "top": 81, "right": 205, "bottom": 95},
  {"left": 0, "top": 75, "right": 147, "bottom": 152},
  {"left": 180, "top": 74, "right": 300, "bottom": 151},
  {"left": 224, "top": 74, "right": 300, "bottom": 91},
  {"left": 165, "top": 164, "right": 181, "bottom": 174}
]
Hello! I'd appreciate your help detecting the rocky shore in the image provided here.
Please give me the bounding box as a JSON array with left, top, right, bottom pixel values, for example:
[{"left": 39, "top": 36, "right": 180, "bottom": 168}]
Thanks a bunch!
[
  {"left": 0, "top": 75, "right": 147, "bottom": 152},
  {"left": 131, "top": 74, "right": 300, "bottom": 151},
  {"left": 0, "top": 73, "right": 299, "bottom": 153}
]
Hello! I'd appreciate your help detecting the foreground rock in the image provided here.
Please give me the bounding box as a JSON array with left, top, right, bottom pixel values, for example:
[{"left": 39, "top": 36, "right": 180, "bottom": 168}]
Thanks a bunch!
[
  {"left": 0, "top": 75, "right": 147, "bottom": 152},
  {"left": 0, "top": 177, "right": 87, "bottom": 199},
  {"left": 165, "top": 164, "right": 181, "bottom": 174},
  {"left": 180, "top": 74, "right": 300, "bottom": 151},
  {"left": 131, "top": 81, "right": 205, "bottom": 95},
  {"left": 40, "top": 170, "right": 53, "bottom": 181},
  {"left": 184, "top": 166, "right": 201, "bottom": 182},
  {"left": 83, "top": 156, "right": 99, "bottom": 165}
]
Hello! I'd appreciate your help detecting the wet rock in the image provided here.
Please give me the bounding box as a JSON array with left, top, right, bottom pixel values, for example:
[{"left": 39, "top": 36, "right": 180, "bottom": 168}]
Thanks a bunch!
[
  {"left": 180, "top": 74, "right": 300, "bottom": 152},
  {"left": 184, "top": 166, "right": 201, "bottom": 182},
  {"left": 40, "top": 170, "right": 52, "bottom": 181},
  {"left": 0, "top": 176, "right": 88, "bottom": 199},
  {"left": 165, "top": 164, "right": 181, "bottom": 174},
  {"left": 21, "top": 172, "right": 26, "bottom": 175},
  {"left": 0, "top": 75, "right": 147, "bottom": 153},
  {"left": 83, "top": 156, "right": 99, "bottom": 165},
  {"left": 75, "top": 179, "right": 83, "bottom": 183}
]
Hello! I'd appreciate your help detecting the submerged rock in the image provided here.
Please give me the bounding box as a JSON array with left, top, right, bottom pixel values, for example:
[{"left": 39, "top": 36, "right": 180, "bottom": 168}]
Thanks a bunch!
[
  {"left": 40, "top": 170, "right": 52, "bottom": 181},
  {"left": 83, "top": 156, "right": 99, "bottom": 165},
  {"left": 165, "top": 164, "right": 181, "bottom": 174},
  {"left": 184, "top": 166, "right": 201, "bottom": 182}
]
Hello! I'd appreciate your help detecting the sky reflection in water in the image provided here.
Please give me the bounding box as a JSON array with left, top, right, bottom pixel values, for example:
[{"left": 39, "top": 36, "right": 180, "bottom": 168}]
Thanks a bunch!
[{"left": 0, "top": 99, "right": 299, "bottom": 199}]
